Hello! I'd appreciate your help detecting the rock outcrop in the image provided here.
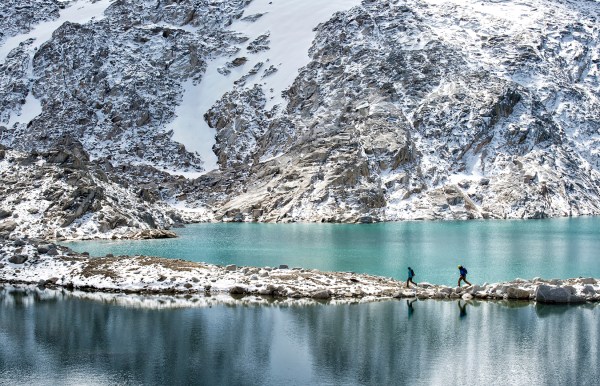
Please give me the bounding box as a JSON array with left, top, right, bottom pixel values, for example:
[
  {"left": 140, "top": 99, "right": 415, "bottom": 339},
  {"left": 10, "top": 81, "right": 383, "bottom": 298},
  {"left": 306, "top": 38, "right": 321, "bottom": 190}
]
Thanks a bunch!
[{"left": 0, "top": 145, "right": 188, "bottom": 240}]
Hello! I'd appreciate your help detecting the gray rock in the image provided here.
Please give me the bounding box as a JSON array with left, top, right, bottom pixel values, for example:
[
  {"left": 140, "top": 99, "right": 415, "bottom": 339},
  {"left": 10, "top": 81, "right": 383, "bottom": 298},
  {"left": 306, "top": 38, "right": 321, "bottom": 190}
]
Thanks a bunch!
[
  {"left": 506, "top": 287, "right": 531, "bottom": 300},
  {"left": 225, "top": 264, "right": 237, "bottom": 271},
  {"left": 13, "top": 239, "right": 26, "bottom": 247},
  {"left": 9, "top": 255, "right": 28, "bottom": 264},
  {"left": 0, "top": 209, "right": 11, "bottom": 219},
  {"left": 578, "top": 278, "right": 597, "bottom": 285},
  {"left": 279, "top": 264, "right": 289, "bottom": 270},
  {"left": 582, "top": 285, "right": 596, "bottom": 295},
  {"left": 37, "top": 244, "right": 53, "bottom": 254},
  {"left": 311, "top": 289, "right": 331, "bottom": 299},
  {"left": 47, "top": 248, "right": 59, "bottom": 256},
  {"left": 230, "top": 286, "right": 247, "bottom": 295},
  {"left": 0, "top": 221, "right": 17, "bottom": 233},
  {"left": 535, "top": 285, "right": 586, "bottom": 304}
]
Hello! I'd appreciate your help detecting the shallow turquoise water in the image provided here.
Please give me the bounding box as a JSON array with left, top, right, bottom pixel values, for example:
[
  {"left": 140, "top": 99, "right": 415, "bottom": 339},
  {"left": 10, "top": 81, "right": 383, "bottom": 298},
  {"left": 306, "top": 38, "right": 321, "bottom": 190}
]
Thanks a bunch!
[
  {"left": 65, "top": 217, "right": 600, "bottom": 286},
  {"left": 0, "top": 288, "right": 598, "bottom": 386}
]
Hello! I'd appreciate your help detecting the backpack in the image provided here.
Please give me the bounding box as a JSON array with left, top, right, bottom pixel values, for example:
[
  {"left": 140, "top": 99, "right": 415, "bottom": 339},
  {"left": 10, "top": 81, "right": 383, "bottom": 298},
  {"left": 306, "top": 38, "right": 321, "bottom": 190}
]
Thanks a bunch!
[{"left": 410, "top": 268, "right": 415, "bottom": 277}]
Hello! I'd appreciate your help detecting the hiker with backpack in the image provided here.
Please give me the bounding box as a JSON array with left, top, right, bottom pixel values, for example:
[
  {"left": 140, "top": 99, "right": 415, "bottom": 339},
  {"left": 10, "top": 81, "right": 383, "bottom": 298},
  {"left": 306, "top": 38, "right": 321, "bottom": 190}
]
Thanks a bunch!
[
  {"left": 457, "top": 265, "right": 472, "bottom": 286},
  {"left": 406, "top": 266, "right": 417, "bottom": 288}
]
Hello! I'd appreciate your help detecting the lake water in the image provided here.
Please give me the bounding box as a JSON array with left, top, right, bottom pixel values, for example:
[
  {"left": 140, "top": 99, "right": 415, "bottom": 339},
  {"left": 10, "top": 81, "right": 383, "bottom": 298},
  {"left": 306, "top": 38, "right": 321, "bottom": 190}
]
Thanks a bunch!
[
  {"left": 65, "top": 218, "right": 600, "bottom": 286},
  {"left": 0, "top": 286, "right": 598, "bottom": 386}
]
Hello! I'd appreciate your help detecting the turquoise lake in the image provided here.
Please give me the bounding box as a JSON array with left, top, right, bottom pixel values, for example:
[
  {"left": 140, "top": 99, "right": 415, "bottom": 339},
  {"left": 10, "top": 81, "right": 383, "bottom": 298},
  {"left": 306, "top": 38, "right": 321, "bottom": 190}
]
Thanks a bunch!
[
  {"left": 65, "top": 217, "right": 600, "bottom": 286},
  {"left": 0, "top": 287, "right": 598, "bottom": 386}
]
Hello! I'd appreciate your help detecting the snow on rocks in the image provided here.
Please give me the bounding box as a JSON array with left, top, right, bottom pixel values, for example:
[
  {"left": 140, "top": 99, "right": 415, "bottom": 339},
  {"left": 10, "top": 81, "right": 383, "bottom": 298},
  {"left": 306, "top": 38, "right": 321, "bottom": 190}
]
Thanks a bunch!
[
  {"left": 1, "top": 237, "right": 599, "bottom": 304},
  {"left": 0, "top": 146, "right": 202, "bottom": 241}
]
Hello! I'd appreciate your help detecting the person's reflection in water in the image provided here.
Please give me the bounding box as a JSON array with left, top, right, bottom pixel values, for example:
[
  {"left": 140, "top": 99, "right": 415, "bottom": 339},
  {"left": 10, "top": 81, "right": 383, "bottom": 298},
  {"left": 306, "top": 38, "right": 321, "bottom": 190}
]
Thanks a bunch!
[
  {"left": 458, "top": 300, "right": 468, "bottom": 319},
  {"left": 407, "top": 299, "right": 417, "bottom": 319}
]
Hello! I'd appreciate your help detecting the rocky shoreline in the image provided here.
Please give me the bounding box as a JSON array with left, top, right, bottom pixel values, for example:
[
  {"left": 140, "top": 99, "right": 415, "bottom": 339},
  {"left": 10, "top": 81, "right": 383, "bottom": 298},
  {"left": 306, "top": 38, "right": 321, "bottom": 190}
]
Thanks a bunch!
[{"left": 1, "top": 237, "right": 598, "bottom": 305}]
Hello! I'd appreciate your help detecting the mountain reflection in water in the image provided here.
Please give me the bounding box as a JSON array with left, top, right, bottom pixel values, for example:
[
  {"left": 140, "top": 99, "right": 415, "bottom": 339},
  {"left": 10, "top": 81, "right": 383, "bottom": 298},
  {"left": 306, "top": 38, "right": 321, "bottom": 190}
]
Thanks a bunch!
[{"left": 0, "top": 287, "right": 598, "bottom": 385}]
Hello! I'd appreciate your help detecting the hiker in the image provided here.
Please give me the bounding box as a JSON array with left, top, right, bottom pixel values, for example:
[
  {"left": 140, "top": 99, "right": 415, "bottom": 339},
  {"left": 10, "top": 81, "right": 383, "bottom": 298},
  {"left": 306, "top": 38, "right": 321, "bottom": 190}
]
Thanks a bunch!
[
  {"left": 406, "top": 266, "right": 417, "bottom": 288},
  {"left": 457, "top": 265, "right": 472, "bottom": 287}
]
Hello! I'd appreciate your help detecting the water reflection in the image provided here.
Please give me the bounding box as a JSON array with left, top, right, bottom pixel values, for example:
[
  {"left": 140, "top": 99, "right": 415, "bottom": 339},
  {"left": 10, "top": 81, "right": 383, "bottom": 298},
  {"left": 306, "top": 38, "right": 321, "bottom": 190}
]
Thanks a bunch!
[
  {"left": 0, "top": 288, "right": 598, "bottom": 385},
  {"left": 407, "top": 299, "right": 416, "bottom": 319},
  {"left": 458, "top": 300, "right": 468, "bottom": 319}
]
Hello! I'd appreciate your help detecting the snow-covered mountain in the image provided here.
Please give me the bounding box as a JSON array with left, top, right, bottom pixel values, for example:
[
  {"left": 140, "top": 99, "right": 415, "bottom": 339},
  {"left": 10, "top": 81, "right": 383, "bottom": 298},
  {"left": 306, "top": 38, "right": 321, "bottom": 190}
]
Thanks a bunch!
[{"left": 1, "top": 0, "right": 600, "bottom": 238}]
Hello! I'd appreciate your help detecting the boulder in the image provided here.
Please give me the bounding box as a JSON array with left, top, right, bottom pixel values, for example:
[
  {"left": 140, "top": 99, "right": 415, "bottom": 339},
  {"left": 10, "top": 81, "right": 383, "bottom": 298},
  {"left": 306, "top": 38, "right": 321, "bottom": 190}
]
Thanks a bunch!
[
  {"left": 311, "top": 289, "right": 331, "bottom": 299},
  {"left": 9, "top": 254, "right": 28, "bottom": 264},
  {"left": 13, "top": 239, "right": 26, "bottom": 247},
  {"left": 279, "top": 264, "right": 289, "bottom": 269},
  {"left": 506, "top": 287, "right": 531, "bottom": 300},
  {"left": 37, "top": 244, "right": 54, "bottom": 254},
  {"left": 225, "top": 264, "right": 237, "bottom": 271},
  {"left": 230, "top": 286, "right": 247, "bottom": 295},
  {"left": 534, "top": 285, "right": 586, "bottom": 304},
  {"left": 0, "top": 209, "right": 11, "bottom": 219},
  {"left": 0, "top": 221, "right": 17, "bottom": 232},
  {"left": 582, "top": 285, "right": 596, "bottom": 296},
  {"left": 468, "top": 285, "right": 483, "bottom": 294}
]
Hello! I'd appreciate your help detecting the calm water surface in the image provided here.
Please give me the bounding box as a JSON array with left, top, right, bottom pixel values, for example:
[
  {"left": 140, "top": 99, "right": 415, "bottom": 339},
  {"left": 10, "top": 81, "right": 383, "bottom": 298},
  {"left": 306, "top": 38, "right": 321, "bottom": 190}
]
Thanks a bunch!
[
  {"left": 0, "top": 287, "right": 598, "bottom": 386},
  {"left": 65, "top": 218, "right": 600, "bottom": 286}
]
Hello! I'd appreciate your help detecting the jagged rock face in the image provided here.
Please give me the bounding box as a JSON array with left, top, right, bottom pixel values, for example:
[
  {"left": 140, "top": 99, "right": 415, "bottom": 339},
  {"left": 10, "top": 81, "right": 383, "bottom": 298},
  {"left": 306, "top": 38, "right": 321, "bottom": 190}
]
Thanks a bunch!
[
  {"left": 205, "top": 84, "right": 270, "bottom": 168},
  {"left": 203, "top": 0, "right": 600, "bottom": 222},
  {"left": 0, "top": 0, "right": 249, "bottom": 171},
  {"left": 0, "top": 0, "right": 62, "bottom": 42}
]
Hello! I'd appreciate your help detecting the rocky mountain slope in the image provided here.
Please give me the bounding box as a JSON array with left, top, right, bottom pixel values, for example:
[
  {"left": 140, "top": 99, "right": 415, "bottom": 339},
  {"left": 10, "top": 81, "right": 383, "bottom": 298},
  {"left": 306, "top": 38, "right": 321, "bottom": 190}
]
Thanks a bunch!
[
  {"left": 1, "top": 0, "right": 600, "bottom": 238},
  {"left": 205, "top": 0, "right": 600, "bottom": 223}
]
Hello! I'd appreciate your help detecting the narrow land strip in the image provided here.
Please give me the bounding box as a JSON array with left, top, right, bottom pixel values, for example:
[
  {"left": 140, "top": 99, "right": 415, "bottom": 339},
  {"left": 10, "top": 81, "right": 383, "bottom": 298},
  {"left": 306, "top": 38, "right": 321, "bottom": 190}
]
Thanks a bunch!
[{"left": 1, "top": 238, "right": 598, "bottom": 304}]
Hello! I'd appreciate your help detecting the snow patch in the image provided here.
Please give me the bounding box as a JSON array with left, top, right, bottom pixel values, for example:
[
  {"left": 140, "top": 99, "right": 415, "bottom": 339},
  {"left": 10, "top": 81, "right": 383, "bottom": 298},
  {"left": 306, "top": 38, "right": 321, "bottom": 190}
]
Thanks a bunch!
[{"left": 169, "top": 0, "right": 361, "bottom": 172}]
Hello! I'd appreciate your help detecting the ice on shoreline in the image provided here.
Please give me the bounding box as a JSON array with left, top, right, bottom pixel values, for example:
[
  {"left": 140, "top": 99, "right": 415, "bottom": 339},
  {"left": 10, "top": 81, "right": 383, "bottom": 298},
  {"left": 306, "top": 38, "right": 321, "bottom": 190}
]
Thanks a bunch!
[{"left": 1, "top": 239, "right": 599, "bottom": 304}]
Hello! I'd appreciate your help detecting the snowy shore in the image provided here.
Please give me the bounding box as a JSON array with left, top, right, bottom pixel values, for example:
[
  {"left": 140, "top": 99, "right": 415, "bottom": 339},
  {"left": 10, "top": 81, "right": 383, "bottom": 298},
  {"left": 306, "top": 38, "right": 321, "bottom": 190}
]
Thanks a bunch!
[{"left": 1, "top": 238, "right": 599, "bottom": 304}]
